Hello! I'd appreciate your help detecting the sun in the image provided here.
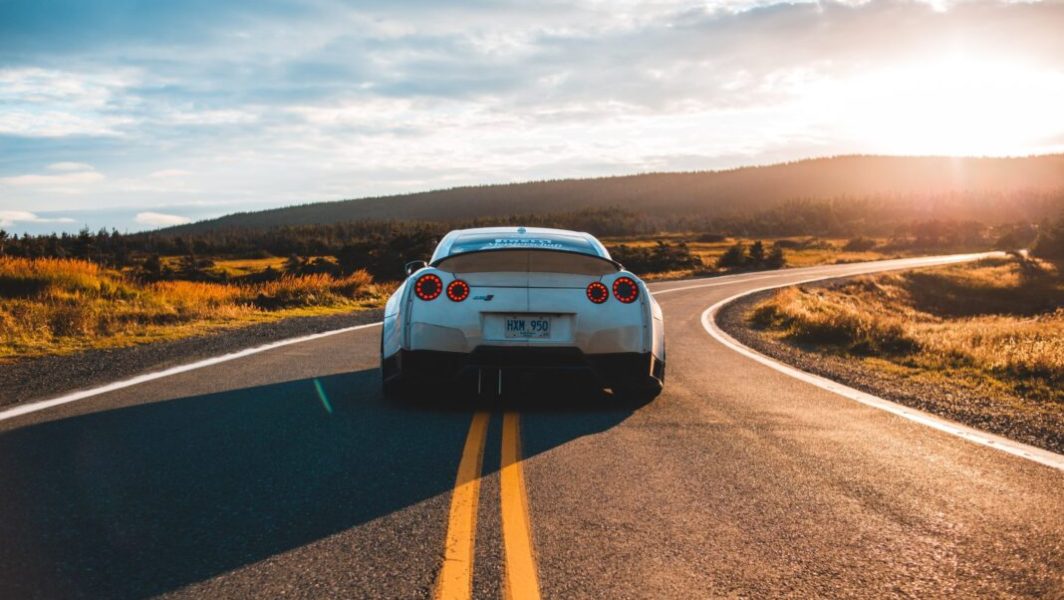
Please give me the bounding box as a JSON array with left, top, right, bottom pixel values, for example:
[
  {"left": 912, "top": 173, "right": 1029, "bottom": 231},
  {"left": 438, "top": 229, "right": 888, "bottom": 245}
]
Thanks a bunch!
[{"left": 807, "top": 54, "right": 1064, "bottom": 156}]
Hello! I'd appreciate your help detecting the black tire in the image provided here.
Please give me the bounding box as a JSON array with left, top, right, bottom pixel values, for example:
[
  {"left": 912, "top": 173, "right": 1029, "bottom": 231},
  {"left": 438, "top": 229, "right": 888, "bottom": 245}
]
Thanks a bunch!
[
  {"left": 382, "top": 375, "right": 407, "bottom": 400},
  {"left": 612, "top": 378, "right": 663, "bottom": 405}
]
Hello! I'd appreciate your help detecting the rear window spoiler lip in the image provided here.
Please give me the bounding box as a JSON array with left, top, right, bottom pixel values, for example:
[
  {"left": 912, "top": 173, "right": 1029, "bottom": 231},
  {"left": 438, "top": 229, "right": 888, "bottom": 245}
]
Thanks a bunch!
[{"left": 431, "top": 247, "right": 624, "bottom": 271}]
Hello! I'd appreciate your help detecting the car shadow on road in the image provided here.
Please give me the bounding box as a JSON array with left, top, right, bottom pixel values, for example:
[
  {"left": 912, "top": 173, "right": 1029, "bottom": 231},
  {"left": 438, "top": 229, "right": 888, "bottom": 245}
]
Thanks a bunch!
[{"left": 0, "top": 368, "right": 641, "bottom": 598}]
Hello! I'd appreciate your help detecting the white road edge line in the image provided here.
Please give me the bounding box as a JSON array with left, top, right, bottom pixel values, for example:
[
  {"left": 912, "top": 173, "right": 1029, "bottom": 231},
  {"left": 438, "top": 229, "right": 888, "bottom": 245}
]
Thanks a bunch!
[
  {"left": 652, "top": 253, "right": 996, "bottom": 296},
  {"left": 697, "top": 262, "right": 1064, "bottom": 472},
  {"left": 0, "top": 322, "right": 382, "bottom": 422}
]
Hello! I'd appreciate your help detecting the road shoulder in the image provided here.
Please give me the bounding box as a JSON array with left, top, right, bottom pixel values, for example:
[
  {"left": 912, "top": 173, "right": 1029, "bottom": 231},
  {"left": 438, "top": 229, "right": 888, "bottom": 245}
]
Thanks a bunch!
[
  {"left": 717, "top": 287, "right": 1063, "bottom": 454},
  {"left": 0, "top": 309, "right": 382, "bottom": 408}
]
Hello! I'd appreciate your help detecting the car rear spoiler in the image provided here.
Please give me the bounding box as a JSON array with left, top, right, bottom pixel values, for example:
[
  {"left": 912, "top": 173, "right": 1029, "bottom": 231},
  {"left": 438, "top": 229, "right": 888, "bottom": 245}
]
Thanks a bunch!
[{"left": 432, "top": 248, "right": 623, "bottom": 274}]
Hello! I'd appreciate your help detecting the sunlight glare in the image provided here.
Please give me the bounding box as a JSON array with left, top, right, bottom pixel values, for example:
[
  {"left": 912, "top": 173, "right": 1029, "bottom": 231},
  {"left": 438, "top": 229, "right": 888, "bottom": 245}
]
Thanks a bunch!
[{"left": 805, "top": 55, "right": 1064, "bottom": 155}]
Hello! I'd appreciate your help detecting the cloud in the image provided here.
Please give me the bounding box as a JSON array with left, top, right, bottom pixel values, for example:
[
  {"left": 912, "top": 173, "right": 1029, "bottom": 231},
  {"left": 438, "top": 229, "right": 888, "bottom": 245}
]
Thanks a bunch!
[
  {"left": 0, "top": 210, "right": 75, "bottom": 227},
  {"left": 0, "top": 164, "right": 104, "bottom": 189},
  {"left": 48, "top": 161, "right": 94, "bottom": 171},
  {"left": 148, "top": 169, "right": 191, "bottom": 178},
  {"left": 0, "top": 68, "right": 137, "bottom": 137},
  {"left": 134, "top": 211, "right": 193, "bottom": 227},
  {"left": 0, "top": 0, "right": 1063, "bottom": 227}
]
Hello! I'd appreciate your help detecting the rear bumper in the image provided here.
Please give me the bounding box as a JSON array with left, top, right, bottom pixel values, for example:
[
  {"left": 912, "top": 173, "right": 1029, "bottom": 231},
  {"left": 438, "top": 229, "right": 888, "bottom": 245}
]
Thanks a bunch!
[
  {"left": 407, "top": 320, "right": 646, "bottom": 355},
  {"left": 383, "top": 346, "right": 664, "bottom": 390}
]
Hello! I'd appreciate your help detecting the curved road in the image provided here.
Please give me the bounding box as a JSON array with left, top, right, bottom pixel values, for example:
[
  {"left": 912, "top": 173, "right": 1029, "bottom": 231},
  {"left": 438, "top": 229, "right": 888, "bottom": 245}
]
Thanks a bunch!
[{"left": 1, "top": 256, "right": 1061, "bottom": 598}]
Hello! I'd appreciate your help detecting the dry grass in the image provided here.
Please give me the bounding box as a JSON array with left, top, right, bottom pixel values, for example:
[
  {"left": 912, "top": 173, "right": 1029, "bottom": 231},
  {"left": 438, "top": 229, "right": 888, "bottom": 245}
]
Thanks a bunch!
[
  {"left": 749, "top": 256, "right": 1064, "bottom": 403},
  {"left": 604, "top": 235, "right": 905, "bottom": 281},
  {"left": 209, "top": 256, "right": 288, "bottom": 277},
  {"left": 0, "top": 257, "right": 386, "bottom": 360}
]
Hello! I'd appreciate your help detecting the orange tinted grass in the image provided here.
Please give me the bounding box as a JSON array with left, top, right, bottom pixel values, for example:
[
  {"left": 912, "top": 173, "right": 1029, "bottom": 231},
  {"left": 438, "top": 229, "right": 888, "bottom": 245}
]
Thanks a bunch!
[
  {"left": 750, "top": 257, "right": 1064, "bottom": 402},
  {"left": 0, "top": 257, "right": 383, "bottom": 360}
]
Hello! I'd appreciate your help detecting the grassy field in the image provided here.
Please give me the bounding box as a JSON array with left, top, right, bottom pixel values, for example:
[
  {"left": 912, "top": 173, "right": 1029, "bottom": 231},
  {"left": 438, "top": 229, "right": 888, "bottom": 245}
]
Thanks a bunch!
[
  {"left": 748, "top": 255, "right": 1064, "bottom": 405},
  {"left": 0, "top": 257, "right": 388, "bottom": 361},
  {"left": 0, "top": 236, "right": 977, "bottom": 361},
  {"left": 603, "top": 235, "right": 907, "bottom": 280},
  {"left": 205, "top": 256, "right": 289, "bottom": 277}
]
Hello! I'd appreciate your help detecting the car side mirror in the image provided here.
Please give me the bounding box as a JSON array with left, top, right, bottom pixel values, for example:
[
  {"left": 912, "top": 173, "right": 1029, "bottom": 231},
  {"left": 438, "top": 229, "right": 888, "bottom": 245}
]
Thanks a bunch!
[{"left": 404, "top": 260, "right": 428, "bottom": 276}]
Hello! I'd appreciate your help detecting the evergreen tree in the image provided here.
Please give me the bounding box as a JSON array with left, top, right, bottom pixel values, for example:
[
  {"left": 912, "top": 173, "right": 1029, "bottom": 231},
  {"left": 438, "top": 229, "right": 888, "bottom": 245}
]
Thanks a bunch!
[
  {"left": 716, "top": 243, "right": 747, "bottom": 269},
  {"left": 765, "top": 244, "right": 786, "bottom": 269},
  {"left": 1032, "top": 214, "right": 1064, "bottom": 259},
  {"left": 747, "top": 240, "right": 766, "bottom": 266},
  {"left": 141, "top": 254, "right": 163, "bottom": 280}
]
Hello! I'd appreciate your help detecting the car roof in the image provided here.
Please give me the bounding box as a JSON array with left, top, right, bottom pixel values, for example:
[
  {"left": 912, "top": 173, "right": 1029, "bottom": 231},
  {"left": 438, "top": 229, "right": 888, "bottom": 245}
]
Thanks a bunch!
[{"left": 430, "top": 227, "right": 611, "bottom": 263}]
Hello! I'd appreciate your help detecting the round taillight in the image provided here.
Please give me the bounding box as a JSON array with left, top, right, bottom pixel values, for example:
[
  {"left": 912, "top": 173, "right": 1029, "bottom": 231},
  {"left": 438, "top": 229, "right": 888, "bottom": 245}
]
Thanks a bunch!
[
  {"left": 612, "top": 276, "right": 639, "bottom": 303},
  {"left": 587, "top": 281, "right": 609, "bottom": 304},
  {"left": 414, "top": 273, "right": 442, "bottom": 301},
  {"left": 447, "top": 279, "right": 470, "bottom": 302}
]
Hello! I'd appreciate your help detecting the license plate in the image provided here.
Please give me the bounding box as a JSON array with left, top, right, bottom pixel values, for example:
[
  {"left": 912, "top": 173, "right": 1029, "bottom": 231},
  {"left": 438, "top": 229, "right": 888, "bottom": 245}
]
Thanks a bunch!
[{"left": 505, "top": 315, "right": 552, "bottom": 339}]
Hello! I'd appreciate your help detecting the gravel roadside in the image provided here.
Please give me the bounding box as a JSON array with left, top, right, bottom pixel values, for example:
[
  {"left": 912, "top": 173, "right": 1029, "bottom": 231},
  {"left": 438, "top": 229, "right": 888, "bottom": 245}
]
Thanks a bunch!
[
  {"left": 717, "top": 287, "right": 1064, "bottom": 455},
  {"left": 0, "top": 309, "right": 383, "bottom": 409}
]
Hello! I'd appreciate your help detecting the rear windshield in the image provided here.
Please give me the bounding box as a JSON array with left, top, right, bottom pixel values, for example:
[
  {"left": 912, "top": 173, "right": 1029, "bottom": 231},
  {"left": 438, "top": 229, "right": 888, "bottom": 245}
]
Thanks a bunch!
[
  {"left": 435, "top": 249, "right": 618, "bottom": 275},
  {"left": 445, "top": 232, "right": 601, "bottom": 258}
]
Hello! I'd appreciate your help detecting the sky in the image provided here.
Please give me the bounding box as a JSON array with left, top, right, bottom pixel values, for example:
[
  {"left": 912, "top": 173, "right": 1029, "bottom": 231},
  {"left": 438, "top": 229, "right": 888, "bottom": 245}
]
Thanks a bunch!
[{"left": 2, "top": 0, "right": 1064, "bottom": 235}]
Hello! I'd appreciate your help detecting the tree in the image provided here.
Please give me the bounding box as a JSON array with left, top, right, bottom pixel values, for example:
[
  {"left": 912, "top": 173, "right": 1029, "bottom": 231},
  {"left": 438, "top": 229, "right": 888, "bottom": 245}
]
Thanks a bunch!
[
  {"left": 747, "top": 240, "right": 766, "bottom": 266},
  {"left": 284, "top": 254, "right": 305, "bottom": 274},
  {"left": 765, "top": 244, "right": 786, "bottom": 269},
  {"left": 141, "top": 254, "right": 163, "bottom": 280},
  {"left": 0, "top": 229, "right": 7, "bottom": 256},
  {"left": 716, "top": 243, "right": 746, "bottom": 269},
  {"left": 1032, "top": 214, "right": 1064, "bottom": 259},
  {"left": 843, "top": 236, "right": 876, "bottom": 252},
  {"left": 72, "top": 227, "right": 95, "bottom": 259}
]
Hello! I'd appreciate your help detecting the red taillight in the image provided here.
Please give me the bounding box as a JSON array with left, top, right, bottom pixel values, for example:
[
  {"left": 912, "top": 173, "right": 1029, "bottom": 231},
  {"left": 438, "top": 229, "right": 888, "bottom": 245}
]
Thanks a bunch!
[
  {"left": 414, "top": 273, "right": 443, "bottom": 301},
  {"left": 447, "top": 279, "right": 470, "bottom": 302},
  {"left": 612, "top": 276, "right": 639, "bottom": 303},
  {"left": 587, "top": 281, "right": 609, "bottom": 304}
]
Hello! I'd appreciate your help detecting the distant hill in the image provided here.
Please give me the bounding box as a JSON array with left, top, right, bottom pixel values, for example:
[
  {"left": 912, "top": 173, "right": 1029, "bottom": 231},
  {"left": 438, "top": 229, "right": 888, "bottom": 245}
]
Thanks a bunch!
[{"left": 165, "top": 155, "right": 1064, "bottom": 234}]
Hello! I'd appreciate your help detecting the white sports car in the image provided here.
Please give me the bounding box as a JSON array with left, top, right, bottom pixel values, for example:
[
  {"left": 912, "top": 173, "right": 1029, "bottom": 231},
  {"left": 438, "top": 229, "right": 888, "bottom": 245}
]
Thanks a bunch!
[{"left": 380, "top": 227, "right": 665, "bottom": 400}]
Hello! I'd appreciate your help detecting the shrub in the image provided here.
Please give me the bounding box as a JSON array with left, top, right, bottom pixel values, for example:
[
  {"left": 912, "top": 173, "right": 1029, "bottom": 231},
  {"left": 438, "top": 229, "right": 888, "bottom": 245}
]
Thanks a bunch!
[
  {"left": 765, "top": 244, "right": 786, "bottom": 269},
  {"left": 751, "top": 285, "right": 919, "bottom": 354},
  {"left": 607, "top": 242, "right": 703, "bottom": 275},
  {"left": 716, "top": 243, "right": 747, "bottom": 269},
  {"left": 694, "top": 233, "right": 727, "bottom": 243},
  {"left": 843, "top": 237, "right": 877, "bottom": 252},
  {"left": 747, "top": 241, "right": 766, "bottom": 265},
  {"left": 1032, "top": 214, "right": 1064, "bottom": 259}
]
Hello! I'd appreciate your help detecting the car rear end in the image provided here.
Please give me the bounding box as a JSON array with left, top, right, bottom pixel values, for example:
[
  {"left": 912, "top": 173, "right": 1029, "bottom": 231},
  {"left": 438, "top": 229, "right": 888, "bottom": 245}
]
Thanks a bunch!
[{"left": 382, "top": 231, "right": 664, "bottom": 399}]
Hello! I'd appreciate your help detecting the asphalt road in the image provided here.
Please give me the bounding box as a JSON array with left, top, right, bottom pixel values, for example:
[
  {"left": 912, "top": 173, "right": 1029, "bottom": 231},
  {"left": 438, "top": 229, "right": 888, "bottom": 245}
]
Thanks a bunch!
[{"left": 1, "top": 256, "right": 1061, "bottom": 599}]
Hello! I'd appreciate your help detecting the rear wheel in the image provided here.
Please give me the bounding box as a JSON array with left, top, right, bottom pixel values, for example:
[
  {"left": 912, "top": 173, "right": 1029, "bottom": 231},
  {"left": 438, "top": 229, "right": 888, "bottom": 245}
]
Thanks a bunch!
[
  {"left": 611, "top": 361, "right": 665, "bottom": 404},
  {"left": 613, "top": 380, "right": 662, "bottom": 404},
  {"left": 382, "top": 375, "right": 408, "bottom": 400}
]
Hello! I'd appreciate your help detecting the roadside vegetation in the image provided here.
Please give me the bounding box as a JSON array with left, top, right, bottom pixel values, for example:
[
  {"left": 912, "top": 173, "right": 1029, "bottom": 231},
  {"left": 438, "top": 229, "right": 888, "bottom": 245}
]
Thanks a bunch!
[
  {"left": 1, "top": 209, "right": 1060, "bottom": 361},
  {"left": 746, "top": 254, "right": 1064, "bottom": 446},
  {"left": 0, "top": 256, "right": 386, "bottom": 360},
  {"left": 0, "top": 203, "right": 1039, "bottom": 281},
  {"left": 0, "top": 233, "right": 912, "bottom": 360},
  {"left": 605, "top": 234, "right": 934, "bottom": 280}
]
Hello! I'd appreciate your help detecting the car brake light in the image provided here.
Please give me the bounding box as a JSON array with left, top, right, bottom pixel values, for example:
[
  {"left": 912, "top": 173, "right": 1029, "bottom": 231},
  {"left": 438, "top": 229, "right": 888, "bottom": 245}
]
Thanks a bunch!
[
  {"left": 612, "top": 276, "right": 639, "bottom": 303},
  {"left": 586, "top": 281, "right": 609, "bottom": 304},
  {"left": 447, "top": 279, "right": 470, "bottom": 302},
  {"left": 414, "top": 273, "right": 443, "bottom": 301}
]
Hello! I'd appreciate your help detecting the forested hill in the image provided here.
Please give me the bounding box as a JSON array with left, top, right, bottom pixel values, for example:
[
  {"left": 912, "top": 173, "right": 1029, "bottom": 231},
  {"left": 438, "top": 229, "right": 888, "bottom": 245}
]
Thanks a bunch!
[{"left": 165, "top": 154, "right": 1064, "bottom": 233}]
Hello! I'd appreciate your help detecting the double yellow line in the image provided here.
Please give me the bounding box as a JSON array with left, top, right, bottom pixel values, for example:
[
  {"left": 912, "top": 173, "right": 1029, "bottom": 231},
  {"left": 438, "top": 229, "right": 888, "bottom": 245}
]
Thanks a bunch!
[{"left": 435, "top": 412, "right": 542, "bottom": 600}]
